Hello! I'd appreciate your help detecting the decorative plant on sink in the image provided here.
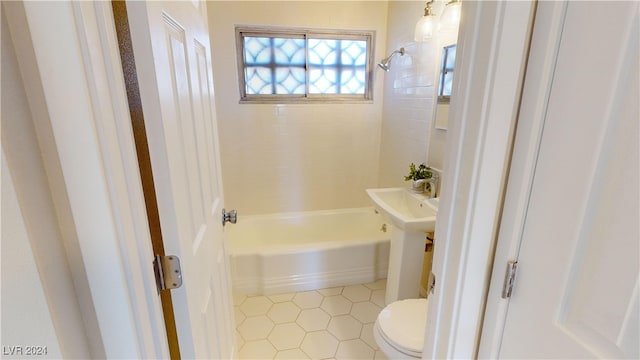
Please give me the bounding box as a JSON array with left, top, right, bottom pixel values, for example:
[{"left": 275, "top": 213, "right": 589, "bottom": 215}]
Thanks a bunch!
[{"left": 404, "top": 162, "right": 433, "bottom": 194}]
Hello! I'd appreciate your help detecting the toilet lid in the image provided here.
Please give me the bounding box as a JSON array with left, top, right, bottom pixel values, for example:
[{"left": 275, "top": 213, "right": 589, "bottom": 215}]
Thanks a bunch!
[{"left": 376, "top": 298, "right": 428, "bottom": 355}]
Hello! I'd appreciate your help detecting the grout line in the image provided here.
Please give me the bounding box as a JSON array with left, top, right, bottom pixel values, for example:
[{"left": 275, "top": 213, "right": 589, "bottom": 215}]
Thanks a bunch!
[{"left": 237, "top": 283, "right": 385, "bottom": 360}]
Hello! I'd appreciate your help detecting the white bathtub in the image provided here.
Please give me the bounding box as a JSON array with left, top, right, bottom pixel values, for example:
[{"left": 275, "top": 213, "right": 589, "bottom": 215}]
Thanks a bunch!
[{"left": 227, "top": 207, "right": 390, "bottom": 295}]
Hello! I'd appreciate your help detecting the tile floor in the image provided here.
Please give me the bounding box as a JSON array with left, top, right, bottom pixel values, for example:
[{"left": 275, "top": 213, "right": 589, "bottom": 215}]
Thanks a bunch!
[{"left": 233, "top": 280, "right": 390, "bottom": 360}]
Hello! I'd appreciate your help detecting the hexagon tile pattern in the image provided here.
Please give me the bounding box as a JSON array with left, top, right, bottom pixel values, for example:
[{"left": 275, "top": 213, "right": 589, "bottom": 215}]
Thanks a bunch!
[{"left": 235, "top": 279, "right": 390, "bottom": 360}]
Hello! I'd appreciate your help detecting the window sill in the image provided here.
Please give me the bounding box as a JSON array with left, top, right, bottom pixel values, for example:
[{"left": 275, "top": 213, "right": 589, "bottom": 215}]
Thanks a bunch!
[{"left": 239, "top": 97, "right": 374, "bottom": 105}]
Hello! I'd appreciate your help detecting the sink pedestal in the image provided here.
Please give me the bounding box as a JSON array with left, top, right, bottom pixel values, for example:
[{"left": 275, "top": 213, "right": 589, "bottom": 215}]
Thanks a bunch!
[
  {"left": 365, "top": 188, "right": 438, "bottom": 304},
  {"left": 385, "top": 227, "right": 426, "bottom": 304}
]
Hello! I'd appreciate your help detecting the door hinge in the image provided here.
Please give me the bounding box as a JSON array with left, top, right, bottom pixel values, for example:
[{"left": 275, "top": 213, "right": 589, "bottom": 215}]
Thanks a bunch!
[
  {"left": 501, "top": 260, "right": 518, "bottom": 299},
  {"left": 428, "top": 272, "right": 436, "bottom": 294},
  {"left": 154, "top": 255, "right": 183, "bottom": 292}
]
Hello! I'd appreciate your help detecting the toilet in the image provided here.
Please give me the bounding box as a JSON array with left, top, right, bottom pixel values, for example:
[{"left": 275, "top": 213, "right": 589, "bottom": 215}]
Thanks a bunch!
[{"left": 374, "top": 298, "right": 428, "bottom": 359}]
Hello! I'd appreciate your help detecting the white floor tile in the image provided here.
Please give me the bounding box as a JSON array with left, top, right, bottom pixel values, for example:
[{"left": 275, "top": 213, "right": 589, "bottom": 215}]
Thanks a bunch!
[
  {"left": 342, "top": 284, "right": 372, "bottom": 302},
  {"left": 327, "top": 315, "right": 363, "bottom": 341},
  {"left": 238, "top": 315, "right": 275, "bottom": 341},
  {"left": 350, "top": 302, "right": 382, "bottom": 324},
  {"left": 300, "top": 330, "right": 339, "bottom": 359},
  {"left": 234, "top": 281, "right": 387, "bottom": 360},
  {"left": 268, "top": 323, "right": 306, "bottom": 351},
  {"left": 370, "top": 289, "right": 386, "bottom": 308},
  {"left": 236, "top": 329, "right": 245, "bottom": 350},
  {"left": 234, "top": 306, "right": 246, "bottom": 326},
  {"left": 274, "top": 348, "right": 310, "bottom": 359},
  {"left": 267, "top": 302, "right": 301, "bottom": 324},
  {"left": 239, "top": 339, "right": 277, "bottom": 359},
  {"left": 240, "top": 296, "right": 274, "bottom": 316},
  {"left": 335, "top": 339, "right": 375, "bottom": 360},
  {"left": 292, "top": 290, "right": 323, "bottom": 309},
  {"left": 268, "top": 292, "right": 295, "bottom": 303},
  {"left": 364, "top": 279, "right": 387, "bottom": 291},
  {"left": 360, "top": 323, "right": 378, "bottom": 350},
  {"left": 374, "top": 350, "right": 389, "bottom": 360},
  {"left": 318, "top": 286, "right": 343, "bottom": 296},
  {"left": 233, "top": 293, "right": 247, "bottom": 306},
  {"left": 321, "top": 295, "right": 353, "bottom": 316},
  {"left": 297, "top": 308, "right": 330, "bottom": 332}
]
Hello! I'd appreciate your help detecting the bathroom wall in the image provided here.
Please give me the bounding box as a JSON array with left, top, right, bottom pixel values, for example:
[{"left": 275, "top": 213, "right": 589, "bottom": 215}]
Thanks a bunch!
[
  {"left": 207, "top": 1, "right": 388, "bottom": 215},
  {"left": 1, "top": 14, "right": 89, "bottom": 356},
  {"left": 377, "top": 1, "right": 440, "bottom": 188},
  {"left": 2, "top": 153, "right": 63, "bottom": 359},
  {"left": 427, "top": 11, "right": 460, "bottom": 170}
]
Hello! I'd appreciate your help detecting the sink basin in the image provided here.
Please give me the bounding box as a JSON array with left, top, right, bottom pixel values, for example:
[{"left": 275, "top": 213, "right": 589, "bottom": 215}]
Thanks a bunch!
[
  {"left": 367, "top": 188, "right": 440, "bottom": 302},
  {"left": 425, "top": 197, "right": 439, "bottom": 211},
  {"left": 366, "top": 188, "right": 438, "bottom": 232}
]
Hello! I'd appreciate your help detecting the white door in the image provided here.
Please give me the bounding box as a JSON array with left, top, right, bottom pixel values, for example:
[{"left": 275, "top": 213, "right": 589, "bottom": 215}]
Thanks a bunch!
[
  {"left": 126, "top": 1, "right": 235, "bottom": 358},
  {"left": 498, "top": 1, "right": 639, "bottom": 358}
]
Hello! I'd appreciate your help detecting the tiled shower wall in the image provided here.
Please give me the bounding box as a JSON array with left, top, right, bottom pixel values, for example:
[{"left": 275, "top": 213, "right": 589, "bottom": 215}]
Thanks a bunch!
[
  {"left": 208, "top": 1, "right": 388, "bottom": 216},
  {"left": 378, "top": 1, "right": 440, "bottom": 188}
]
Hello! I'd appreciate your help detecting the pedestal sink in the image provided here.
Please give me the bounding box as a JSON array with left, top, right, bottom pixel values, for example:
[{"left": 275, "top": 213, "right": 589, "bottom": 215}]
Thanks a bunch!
[{"left": 366, "top": 188, "right": 438, "bottom": 304}]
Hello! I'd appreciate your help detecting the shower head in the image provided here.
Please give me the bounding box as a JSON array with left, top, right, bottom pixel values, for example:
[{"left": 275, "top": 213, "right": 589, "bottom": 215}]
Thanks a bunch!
[
  {"left": 378, "top": 62, "right": 391, "bottom": 72},
  {"left": 378, "top": 48, "right": 406, "bottom": 72}
]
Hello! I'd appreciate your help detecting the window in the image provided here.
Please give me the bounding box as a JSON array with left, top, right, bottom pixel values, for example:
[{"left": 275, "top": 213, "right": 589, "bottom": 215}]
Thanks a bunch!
[
  {"left": 437, "top": 44, "right": 456, "bottom": 103},
  {"left": 236, "top": 26, "right": 374, "bottom": 103}
]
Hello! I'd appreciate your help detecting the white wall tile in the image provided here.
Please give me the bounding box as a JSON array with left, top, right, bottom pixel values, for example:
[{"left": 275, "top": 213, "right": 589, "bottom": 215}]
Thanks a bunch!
[
  {"left": 378, "top": 1, "right": 443, "bottom": 188},
  {"left": 208, "top": 1, "right": 388, "bottom": 215}
]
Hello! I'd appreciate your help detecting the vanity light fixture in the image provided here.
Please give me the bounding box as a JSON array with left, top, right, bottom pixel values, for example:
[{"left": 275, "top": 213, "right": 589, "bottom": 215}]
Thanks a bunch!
[
  {"left": 414, "top": 0, "right": 437, "bottom": 42},
  {"left": 378, "top": 48, "right": 406, "bottom": 72},
  {"left": 440, "top": 0, "right": 462, "bottom": 31}
]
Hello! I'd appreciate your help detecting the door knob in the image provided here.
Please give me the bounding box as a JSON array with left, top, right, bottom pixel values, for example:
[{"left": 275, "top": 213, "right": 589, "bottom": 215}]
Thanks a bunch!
[{"left": 222, "top": 208, "right": 237, "bottom": 226}]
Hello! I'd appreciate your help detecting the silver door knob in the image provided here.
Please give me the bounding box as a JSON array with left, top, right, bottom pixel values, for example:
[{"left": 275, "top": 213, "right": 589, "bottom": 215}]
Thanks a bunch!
[{"left": 222, "top": 208, "right": 237, "bottom": 226}]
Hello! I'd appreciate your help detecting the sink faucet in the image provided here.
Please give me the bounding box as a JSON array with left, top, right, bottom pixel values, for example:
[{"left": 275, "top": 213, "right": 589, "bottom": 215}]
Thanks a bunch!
[
  {"left": 425, "top": 173, "right": 439, "bottom": 198},
  {"left": 412, "top": 173, "right": 439, "bottom": 198}
]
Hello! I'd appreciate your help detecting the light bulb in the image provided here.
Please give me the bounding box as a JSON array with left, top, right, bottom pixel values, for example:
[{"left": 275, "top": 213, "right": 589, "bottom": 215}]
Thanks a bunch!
[
  {"left": 414, "top": 14, "right": 437, "bottom": 42},
  {"left": 441, "top": 1, "right": 462, "bottom": 30}
]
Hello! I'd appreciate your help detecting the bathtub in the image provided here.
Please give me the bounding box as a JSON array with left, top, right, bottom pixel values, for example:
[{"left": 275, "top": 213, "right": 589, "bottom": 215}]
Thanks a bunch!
[{"left": 227, "top": 207, "right": 390, "bottom": 295}]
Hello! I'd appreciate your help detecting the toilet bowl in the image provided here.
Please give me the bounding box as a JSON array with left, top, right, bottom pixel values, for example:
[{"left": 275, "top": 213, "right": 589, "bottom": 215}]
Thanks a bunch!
[{"left": 374, "top": 298, "right": 428, "bottom": 359}]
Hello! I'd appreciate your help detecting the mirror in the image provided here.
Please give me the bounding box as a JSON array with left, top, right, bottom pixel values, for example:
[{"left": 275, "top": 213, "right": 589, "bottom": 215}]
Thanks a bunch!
[
  {"left": 435, "top": 44, "right": 456, "bottom": 130},
  {"left": 426, "top": 7, "right": 461, "bottom": 170}
]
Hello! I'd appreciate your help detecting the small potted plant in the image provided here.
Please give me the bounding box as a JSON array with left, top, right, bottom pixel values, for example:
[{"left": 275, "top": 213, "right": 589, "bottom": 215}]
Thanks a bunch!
[{"left": 404, "top": 162, "right": 433, "bottom": 194}]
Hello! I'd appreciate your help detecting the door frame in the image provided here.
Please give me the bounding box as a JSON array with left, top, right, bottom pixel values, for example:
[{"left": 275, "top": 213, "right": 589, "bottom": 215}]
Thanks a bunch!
[
  {"left": 6, "top": 0, "right": 542, "bottom": 358},
  {"left": 4, "top": 1, "right": 168, "bottom": 357},
  {"left": 424, "top": 1, "right": 536, "bottom": 358},
  {"left": 477, "top": 2, "right": 568, "bottom": 357},
  {"left": 478, "top": 1, "right": 640, "bottom": 356}
]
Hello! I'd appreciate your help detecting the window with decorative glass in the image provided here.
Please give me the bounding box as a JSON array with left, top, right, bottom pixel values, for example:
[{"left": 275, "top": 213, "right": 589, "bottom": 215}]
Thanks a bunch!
[{"left": 235, "top": 26, "right": 374, "bottom": 103}]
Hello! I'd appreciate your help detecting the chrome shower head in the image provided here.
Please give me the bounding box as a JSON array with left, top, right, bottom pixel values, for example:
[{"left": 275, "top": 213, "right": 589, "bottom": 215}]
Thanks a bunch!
[
  {"left": 378, "top": 48, "right": 405, "bottom": 72},
  {"left": 378, "top": 62, "right": 391, "bottom": 72}
]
